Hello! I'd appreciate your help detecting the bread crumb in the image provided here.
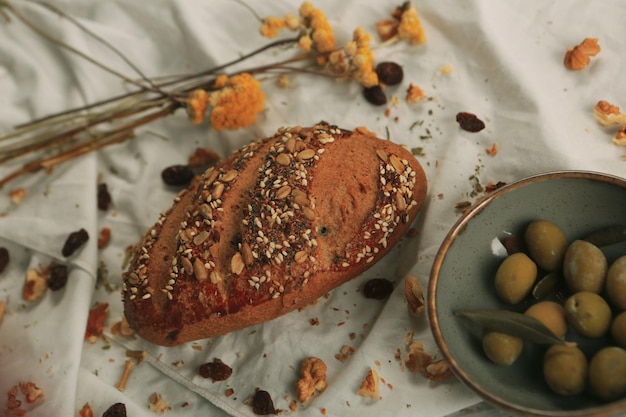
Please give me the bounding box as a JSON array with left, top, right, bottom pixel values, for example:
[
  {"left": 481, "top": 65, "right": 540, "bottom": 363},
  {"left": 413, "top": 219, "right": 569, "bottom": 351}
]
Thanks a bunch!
[
  {"left": 406, "top": 83, "right": 425, "bottom": 104},
  {"left": 564, "top": 38, "right": 600, "bottom": 70},
  {"left": 439, "top": 64, "right": 453, "bottom": 75}
]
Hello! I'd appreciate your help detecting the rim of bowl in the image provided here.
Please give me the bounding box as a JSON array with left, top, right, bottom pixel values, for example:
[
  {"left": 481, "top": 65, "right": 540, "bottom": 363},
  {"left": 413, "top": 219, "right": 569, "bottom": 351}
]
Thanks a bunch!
[{"left": 427, "top": 170, "right": 626, "bottom": 417}]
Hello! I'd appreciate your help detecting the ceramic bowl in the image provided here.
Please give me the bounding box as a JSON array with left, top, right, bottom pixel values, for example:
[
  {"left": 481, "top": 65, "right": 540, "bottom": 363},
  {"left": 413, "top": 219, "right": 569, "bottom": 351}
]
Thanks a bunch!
[{"left": 428, "top": 171, "right": 626, "bottom": 416}]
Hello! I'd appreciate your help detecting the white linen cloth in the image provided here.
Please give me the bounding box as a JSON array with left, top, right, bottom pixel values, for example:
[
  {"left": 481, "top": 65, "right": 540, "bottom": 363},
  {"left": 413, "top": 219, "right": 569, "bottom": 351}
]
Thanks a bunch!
[{"left": 0, "top": 1, "right": 624, "bottom": 416}]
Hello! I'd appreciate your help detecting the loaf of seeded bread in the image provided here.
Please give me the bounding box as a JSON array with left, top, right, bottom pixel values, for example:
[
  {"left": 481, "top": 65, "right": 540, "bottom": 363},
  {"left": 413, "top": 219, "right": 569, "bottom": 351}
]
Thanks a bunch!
[{"left": 122, "top": 123, "right": 428, "bottom": 346}]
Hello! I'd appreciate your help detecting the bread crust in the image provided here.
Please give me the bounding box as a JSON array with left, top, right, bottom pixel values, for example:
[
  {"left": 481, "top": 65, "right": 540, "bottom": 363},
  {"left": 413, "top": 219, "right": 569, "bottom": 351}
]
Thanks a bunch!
[{"left": 122, "top": 123, "right": 427, "bottom": 346}]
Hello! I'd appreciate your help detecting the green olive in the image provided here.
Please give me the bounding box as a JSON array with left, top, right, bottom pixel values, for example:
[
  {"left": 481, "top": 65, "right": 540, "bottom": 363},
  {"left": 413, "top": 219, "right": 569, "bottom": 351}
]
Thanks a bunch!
[
  {"left": 611, "top": 311, "right": 626, "bottom": 349},
  {"left": 563, "top": 240, "right": 607, "bottom": 294},
  {"left": 495, "top": 252, "right": 537, "bottom": 304},
  {"left": 482, "top": 331, "right": 524, "bottom": 366},
  {"left": 606, "top": 255, "right": 626, "bottom": 310},
  {"left": 525, "top": 301, "right": 568, "bottom": 339},
  {"left": 589, "top": 346, "right": 626, "bottom": 401},
  {"left": 543, "top": 344, "right": 588, "bottom": 396},
  {"left": 565, "top": 291, "right": 612, "bottom": 338},
  {"left": 524, "top": 220, "right": 568, "bottom": 272}
]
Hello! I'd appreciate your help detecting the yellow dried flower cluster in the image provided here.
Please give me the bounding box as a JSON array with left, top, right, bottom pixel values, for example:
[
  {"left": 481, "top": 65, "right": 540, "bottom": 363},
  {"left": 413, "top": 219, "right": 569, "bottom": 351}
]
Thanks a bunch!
[
  {"left": 207, "top": 73, "right": 265, "bottom": 131},
  {"left": 259, "top": 1, "right": 336, "bottom": 64},
  {"left": 327, "top": 27, "right": 378, "bottom": 87},
  {"left": 376, "top": 3, "right": 426, "bottom": 45}
]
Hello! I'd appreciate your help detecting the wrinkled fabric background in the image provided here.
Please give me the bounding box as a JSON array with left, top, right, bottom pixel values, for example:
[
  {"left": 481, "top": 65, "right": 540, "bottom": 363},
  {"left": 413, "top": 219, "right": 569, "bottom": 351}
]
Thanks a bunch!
[{"left": 0, "top": 1, "right": 624, "bottom": 416}]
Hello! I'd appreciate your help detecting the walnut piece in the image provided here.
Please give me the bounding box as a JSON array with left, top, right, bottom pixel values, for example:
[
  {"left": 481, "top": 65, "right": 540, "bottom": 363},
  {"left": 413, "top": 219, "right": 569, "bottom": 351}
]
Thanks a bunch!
[
  {"left": 406, "top": 83, "right": 425, "bottom": 104},
  {"left": 614, "top": 125, "right": 626, "bottom": 146},
  {"left": 404, "top": 341, "right": 432, "bottom": 373},
  {"left": 77, "top": 402, "right": 94, "bottom": 417},
  {"left": 149, "top": 392, "right": 171, "bottom": 413},
  {"left": 85, "top": 302, "right": 109, "bottom": 343},
  {"left": 22, "top": 268, "right": 47, "bottom": 302},
  {"left": 594, "top": 100, "right": 626, "bottom": 127},
  {"left": 424, "top": 359, "right": 453, "bottom": 381},
  {"left": 296, "top": 357, "right": 328, "bottom": 403},
  {"left": 564, "top": 38, "right": 600, "bottom": 70},
  {"left": 356, "top": 368, "right": 379, "bottom": 399},
  {"left": 404, "top": 275, "right": 425, "bottom": 317}
]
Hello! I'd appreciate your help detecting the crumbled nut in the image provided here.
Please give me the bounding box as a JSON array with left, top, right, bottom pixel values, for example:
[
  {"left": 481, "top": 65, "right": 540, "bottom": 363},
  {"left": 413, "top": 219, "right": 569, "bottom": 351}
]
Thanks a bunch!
[
  {"left": 149, "top": 393, "right": 170, "bottom": 413},
  {"left": 9, "top": 188, "right": 25, "bottom": 205},
  {"left": 335, "top": 345, "right": 355, "bottom": 362},
  {"left": 23, "top": 267, "right": 48, "bottom": 302},
  {"left": 404, "top": 341, "right": 432, "bottom": 374},
  {"left": 594, "top": 100, "right": 626, "bottom": 126},
  {"left": 77, "top": 402, "right": 94, "bottom": 417},
  {"left": 424, "top": 359, "right": 452, "bottom": 381},
  {"left": 98, "top": 227, "right": 111, "bottom": 249},
  {"left": 614, "top": 125, "right": 626, "bottom": 146},
  {"left": 296, "top": 357, "right": 328, "bottom": 403},
  {"left": 354, "top": 126, "right": 377, "bottom": 137},
  {"left": 85, "top": 302, "right": 109, "bottom": 343},
  {"left": 404, "top": 275, "right": 425, "bottom": 317},
  {"left": 186, "top": 89, "right": 209, "bottom": 125},
  {"left": 563, "top": 38, "right": 600, "bottom": 70},
  {"left": 406, "top": 83, "right": 424, "bottom": 104},
  {"left": 356, "top": 368, "right": 379, "bottom": 399},
  {"left": 20, "top": 382, "right": 44, "bottom": 404},
  {"left": 225, "top": 388, "right": 235, "bottom": 397},
  {"left": 485, "top": 142, "right": 498, "bottom": 156}
]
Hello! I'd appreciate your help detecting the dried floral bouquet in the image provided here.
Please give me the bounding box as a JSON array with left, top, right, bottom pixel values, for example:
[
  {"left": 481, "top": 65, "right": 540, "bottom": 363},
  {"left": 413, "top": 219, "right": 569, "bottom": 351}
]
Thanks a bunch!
[{"left": 0, "top": 0, "right": 426, "bottom": 188}]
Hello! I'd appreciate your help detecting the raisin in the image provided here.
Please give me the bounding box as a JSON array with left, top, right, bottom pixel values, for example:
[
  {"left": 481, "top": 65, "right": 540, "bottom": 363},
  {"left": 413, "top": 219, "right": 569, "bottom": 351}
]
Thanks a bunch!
[
  {"left": 62, "top": 228, "right": 89, "bottom": 257},
  {"left": 252, "top": 390, "right": 276, "bottom": 415},
  {"left": 455, "top": 112, "right": 486, "bottom": 132},
  {"left": 161, "top": 165, "right": 194, "bottom": 186},
  {"left": 102, "top": 402, "right": 127, "bottom": 417},
  {"left": 363, "top": 85, "right": 387, "bottom": 106},
  {"left": 0, "top": 247, "right": 9, "bottom": 274},
  {"left": 48, "top": 264, "right": 68, "bottom": 291},
  {"left": 97, "top": 183, "right": 112, "bottom": 211},
  {"left": 376, "top": 61, "right": 404, "bottom": 85},
  {"left": 363, "top": 278, "right": 394, "bottom": 300},
  {"left": 198, "top": 359, "right": 233, "bottom": 382}
]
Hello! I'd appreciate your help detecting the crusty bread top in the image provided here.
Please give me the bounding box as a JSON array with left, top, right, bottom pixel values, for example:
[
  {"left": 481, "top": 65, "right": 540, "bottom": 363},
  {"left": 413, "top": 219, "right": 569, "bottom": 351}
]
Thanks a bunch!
[{"left": 122, "top": 123, "right": 427, "bottom": 346}]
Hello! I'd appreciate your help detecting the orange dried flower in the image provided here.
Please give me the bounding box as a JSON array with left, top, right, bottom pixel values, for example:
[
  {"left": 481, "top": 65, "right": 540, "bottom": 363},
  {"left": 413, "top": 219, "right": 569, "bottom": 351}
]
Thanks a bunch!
[
  {"left": 259, "top": 16, "right": 287, "bottom": 38},
  {"left": 208, "top": 73, "right": 265, "bottom": 131},
  {"left": 299, "top": 2, "right": 336, "bottom": 63},
  {"left": 564, "top": 38, "right": 600, "bottom": 70},
  {"left": 186, "top": 89, "right": 209, "bottom": 125},
  {"left": 351, "top": 27, "right": 378, "bottom": 87},
  {"left": 398, "top": 3, "right": 426, "bottom": 44}
]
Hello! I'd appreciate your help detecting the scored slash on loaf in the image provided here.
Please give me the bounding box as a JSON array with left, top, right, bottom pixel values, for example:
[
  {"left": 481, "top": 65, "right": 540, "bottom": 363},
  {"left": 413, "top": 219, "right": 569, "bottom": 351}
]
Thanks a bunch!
[{"left": 122, "top": 123, "right": 428, "bottom": 346}]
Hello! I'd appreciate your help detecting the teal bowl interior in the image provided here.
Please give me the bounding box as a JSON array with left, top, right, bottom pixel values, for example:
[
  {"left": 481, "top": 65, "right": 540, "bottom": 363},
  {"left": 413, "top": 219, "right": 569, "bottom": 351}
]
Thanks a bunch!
[{"left": 428, "top": 171, "right": 626, "bottom": 417}]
